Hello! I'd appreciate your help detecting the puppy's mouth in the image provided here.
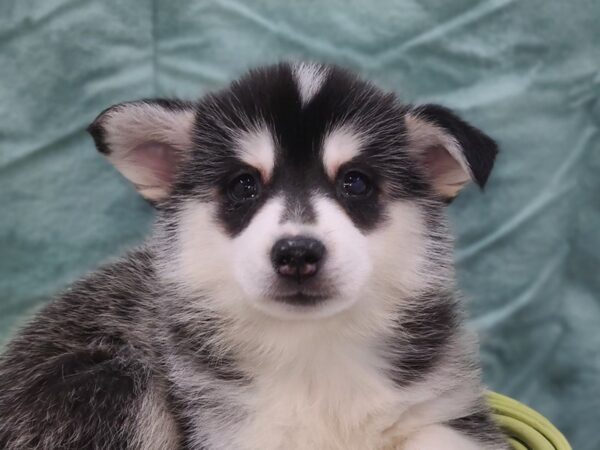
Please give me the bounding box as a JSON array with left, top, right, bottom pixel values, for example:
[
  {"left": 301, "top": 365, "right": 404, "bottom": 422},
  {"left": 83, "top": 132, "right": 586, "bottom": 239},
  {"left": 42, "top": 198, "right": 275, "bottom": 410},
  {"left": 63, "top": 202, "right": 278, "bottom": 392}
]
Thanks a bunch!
[
  {"left": 271, "top": 291, "right": 332, "bottom": 306},
  {"left": 266, "top": 279, "right": 336, "bottom": 306}
]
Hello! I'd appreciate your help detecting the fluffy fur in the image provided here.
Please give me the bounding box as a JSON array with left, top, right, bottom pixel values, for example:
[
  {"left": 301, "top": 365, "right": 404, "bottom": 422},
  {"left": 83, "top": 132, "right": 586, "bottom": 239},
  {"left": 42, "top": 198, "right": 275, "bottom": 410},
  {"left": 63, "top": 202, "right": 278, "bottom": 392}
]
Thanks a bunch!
[{"left": 0, "top": 62, "right": 507, "bottom": 449}]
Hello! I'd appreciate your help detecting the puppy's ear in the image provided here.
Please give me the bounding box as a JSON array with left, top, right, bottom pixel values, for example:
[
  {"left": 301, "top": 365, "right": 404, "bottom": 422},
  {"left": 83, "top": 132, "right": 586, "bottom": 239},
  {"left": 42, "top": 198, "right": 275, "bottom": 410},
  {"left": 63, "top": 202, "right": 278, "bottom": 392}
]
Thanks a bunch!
[
  {"left": 404, "top": 104, "right": 498, "bottom": 201},
  {"left": 87, "top": 99, "right": 196, "bottom": 202}
]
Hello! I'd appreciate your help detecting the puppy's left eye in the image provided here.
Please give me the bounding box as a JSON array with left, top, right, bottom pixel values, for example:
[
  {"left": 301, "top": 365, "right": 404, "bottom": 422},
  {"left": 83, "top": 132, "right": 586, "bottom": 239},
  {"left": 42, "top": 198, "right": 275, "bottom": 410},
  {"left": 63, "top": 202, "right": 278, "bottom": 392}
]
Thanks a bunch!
[
  {"left": 340, "top": 171, "right": 373, "bottom": 197},
  {"left": 228, "top": 173, "right": 261, "bottom": 202}
]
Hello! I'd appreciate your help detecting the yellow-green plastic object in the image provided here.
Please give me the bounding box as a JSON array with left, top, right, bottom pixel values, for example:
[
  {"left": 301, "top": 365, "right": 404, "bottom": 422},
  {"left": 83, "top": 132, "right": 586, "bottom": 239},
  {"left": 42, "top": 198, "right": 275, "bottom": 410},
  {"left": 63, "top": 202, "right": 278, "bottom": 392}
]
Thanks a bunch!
[{"left": 488, "top": 392, "right": 571, "bottom": 450}]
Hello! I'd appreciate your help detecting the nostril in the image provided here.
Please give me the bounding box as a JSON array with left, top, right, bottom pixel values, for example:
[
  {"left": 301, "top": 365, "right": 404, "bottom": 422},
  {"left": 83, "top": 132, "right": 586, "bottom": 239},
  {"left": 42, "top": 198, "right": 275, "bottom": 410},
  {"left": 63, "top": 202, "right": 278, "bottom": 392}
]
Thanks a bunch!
[
  {"left": 271, "top": 237, "right": 325, "bottom": 281},
  {"left": 304, "top": 254, "right": 320, "bottom": 264}
]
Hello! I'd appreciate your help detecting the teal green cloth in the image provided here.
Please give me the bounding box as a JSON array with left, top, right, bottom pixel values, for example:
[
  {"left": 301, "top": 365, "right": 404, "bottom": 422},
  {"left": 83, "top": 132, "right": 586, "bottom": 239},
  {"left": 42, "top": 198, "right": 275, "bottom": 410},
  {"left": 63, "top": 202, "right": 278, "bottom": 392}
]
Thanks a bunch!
[{"left": 0, "top": 1, "right": 598, "bottom": 448}]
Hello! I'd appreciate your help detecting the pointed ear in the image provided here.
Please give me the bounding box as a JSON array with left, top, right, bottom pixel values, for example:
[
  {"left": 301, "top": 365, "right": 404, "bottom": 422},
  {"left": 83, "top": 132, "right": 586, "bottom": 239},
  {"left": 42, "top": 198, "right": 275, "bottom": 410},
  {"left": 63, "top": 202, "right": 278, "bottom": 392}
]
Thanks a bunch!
[
  {"left": 404, "top": 104, "right": 498, "bottom": 201},
  {"left": 87, "top": 99, "right": 196, "bottom": 202}
]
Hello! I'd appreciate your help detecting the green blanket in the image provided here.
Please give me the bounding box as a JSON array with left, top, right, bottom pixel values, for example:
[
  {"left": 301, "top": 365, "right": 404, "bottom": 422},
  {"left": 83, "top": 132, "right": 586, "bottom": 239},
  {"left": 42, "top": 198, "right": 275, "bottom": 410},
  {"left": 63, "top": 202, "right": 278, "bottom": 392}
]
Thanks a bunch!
[{"left": 1, "top": 1, "right": 598, "bottom": 448}]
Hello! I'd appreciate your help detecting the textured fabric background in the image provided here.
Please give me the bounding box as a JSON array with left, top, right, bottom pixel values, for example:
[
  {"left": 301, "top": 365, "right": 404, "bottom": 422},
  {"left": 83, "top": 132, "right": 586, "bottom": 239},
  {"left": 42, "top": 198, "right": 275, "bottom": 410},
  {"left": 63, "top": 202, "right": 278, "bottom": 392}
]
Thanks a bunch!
[{"left": 1, "top": 1, "right": 598, "bottom": 448}]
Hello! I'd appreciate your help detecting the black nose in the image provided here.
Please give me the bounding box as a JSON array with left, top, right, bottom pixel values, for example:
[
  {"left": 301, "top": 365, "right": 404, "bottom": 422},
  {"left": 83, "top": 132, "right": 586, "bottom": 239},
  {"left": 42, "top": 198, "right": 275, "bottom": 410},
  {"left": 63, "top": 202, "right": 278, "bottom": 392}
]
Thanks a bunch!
[{"left": 271, "top": 237, "right": 326, "bottom": 282}]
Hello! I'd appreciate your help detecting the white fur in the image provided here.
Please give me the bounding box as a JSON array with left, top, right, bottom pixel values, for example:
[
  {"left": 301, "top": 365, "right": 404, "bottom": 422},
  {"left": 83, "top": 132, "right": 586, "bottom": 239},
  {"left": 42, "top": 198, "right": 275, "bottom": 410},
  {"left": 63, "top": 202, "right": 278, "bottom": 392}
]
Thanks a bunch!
[
  {"left": 100, "top": 103, "right": 195, "bottom": 201},
  {"left": 403, "top": 424, "right": 498, "bottom": 450},
  {"left": 222, "top": 201, "right": 479, "bottom": 450},
  {"left": 366, "top": 201, "right": 438, "bottom": 297},
  {"left": 230, "top": 195, "right": 372, "bottom": 320},
  {"left": 166, "top": 195, "right": 373, "bottom": 321},
  {"left": 162, "top": 195, "right": 439, "bottom": 342},
  {"left": 156, "top": 194, "right": 486, "bottom": 449},
  {"left": 230, "top": 197, "right": 290, "bottom": 314},
  {"left": 133, "top": 386, "right": 180, "bottom": 450},
  {"left": 322, "top": 127, "right": 364, "bottom": 179},
  {"left": 234, "top": 126, "right": 276, "bottom": 181},
  {"left": 231, "top": 338, "right": 485, "bottom": 450},
  {"left": 292, "top": 62, "right": 328, "bottom": 106},
  {"left": 158, "top": 201, "right": 246, "bottom": 313}
]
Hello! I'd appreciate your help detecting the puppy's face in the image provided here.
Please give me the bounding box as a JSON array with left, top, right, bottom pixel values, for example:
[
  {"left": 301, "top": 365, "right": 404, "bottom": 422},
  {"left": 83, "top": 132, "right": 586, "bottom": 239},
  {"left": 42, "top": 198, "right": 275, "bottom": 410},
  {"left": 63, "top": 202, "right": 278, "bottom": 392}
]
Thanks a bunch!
[{"left": 89, "top": 63, "right": 497, "bottom": 320}]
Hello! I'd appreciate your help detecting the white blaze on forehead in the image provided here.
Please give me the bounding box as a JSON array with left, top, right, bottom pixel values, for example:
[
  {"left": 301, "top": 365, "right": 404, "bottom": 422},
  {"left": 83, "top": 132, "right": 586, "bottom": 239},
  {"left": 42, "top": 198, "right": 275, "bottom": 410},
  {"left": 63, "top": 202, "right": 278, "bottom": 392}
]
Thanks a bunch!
[
  {"left": 322, "top": 127, "right": 364, "bottom": 179},
  {"left": 234, "top": 126, "right": 276, "bottom": 181},
  {"left": 292, "top": 63, "right": 328, "bottom": 106}
]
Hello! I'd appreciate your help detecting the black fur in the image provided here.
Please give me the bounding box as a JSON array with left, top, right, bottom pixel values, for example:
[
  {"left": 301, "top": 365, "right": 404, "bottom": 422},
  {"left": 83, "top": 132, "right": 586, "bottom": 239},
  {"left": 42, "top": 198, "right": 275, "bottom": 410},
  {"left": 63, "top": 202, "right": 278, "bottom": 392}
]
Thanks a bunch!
[
  {"left": 387, "top": 291, "right": 460, "bottom": 386},
  {"left": 279, "top": 189, "right": 317, "bottom": 224},
  {"left": 448, "top": 407, "right": 508, "bottom": 447},
  {"left": 170, "top": 64, "right": 432, "bottom": 235},
  {"left": 0, "top": 251, "right": 160, "bottom": 449},
  {"left": 166, "top": 312, "right": 249, "bottom": 384}
]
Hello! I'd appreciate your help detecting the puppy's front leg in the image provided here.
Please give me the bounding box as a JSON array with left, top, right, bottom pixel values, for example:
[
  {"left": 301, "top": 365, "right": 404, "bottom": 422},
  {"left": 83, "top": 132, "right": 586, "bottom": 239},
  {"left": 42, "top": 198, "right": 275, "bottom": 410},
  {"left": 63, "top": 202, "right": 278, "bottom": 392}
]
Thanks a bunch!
[{"left": 401, "top": 424, "right": 506, "bottom": 450}]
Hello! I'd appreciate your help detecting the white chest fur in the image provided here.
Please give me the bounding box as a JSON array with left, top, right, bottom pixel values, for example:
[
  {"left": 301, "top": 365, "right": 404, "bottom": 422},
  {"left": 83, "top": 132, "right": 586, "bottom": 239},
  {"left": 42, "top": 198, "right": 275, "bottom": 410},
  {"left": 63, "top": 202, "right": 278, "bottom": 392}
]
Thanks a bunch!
[
  {"left": 181, "top": 304, "right": 481, "bottom": 450},
  {"left": 233, "top": 348, "right": 405, "bottom": 450}
]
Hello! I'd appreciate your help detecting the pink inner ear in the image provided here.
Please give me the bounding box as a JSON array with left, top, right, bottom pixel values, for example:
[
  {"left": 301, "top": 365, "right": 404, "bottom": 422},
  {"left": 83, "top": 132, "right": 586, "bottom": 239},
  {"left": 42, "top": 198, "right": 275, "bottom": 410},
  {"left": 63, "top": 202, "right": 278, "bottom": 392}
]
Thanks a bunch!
[
  {"left": 420, "top": 144, "right": 470, "bottom": 198},
  {"left": 128, "top": 142, "right": 179, "bottom": 187},
  {"left": 422, "top": 145, "right": 462, "bottom": 181}
]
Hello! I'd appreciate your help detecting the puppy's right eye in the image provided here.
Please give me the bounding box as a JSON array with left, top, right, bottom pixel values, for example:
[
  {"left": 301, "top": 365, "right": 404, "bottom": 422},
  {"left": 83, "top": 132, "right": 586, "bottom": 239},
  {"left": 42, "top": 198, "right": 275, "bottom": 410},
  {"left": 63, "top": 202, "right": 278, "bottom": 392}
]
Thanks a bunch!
[
  {"left": 340, "top": 170, "right": 373, "bottom": 198},
  {"left": 228, "top": 173, "right": 261, "bottom": 202}
]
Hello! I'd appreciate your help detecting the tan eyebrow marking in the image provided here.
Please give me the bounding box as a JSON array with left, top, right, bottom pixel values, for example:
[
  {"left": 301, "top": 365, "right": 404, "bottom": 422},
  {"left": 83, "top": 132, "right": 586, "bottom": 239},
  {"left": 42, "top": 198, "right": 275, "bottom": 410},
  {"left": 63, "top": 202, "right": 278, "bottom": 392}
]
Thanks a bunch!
[
  {"left": 322, "top": 127, "right": 364, "bottom": 179},
  {"left": 234, "top": 126, "right": 276, "bottom": 182}
]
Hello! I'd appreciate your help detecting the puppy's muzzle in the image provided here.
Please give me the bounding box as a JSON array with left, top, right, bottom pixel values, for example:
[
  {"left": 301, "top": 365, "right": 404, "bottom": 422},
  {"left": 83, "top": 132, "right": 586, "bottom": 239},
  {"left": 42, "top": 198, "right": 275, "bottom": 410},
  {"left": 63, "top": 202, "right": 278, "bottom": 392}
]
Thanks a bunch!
[{"left": 271, "top": 237, "right": 325, "bottom": 283}]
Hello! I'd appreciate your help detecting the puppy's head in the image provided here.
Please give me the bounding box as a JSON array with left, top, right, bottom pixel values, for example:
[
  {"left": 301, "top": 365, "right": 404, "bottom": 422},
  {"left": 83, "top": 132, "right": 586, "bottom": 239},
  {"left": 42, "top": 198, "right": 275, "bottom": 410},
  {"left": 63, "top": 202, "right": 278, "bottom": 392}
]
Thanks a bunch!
[{"left": 88, "top": 63, "right": 497, "bottom": 321}]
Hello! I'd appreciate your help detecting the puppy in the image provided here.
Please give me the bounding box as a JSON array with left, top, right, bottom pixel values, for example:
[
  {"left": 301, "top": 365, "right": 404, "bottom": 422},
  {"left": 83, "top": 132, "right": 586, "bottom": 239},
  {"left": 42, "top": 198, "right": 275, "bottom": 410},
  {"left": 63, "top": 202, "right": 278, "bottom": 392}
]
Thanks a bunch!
[{"left": 0, "top": 62, "right": 509, "bottom": 450}]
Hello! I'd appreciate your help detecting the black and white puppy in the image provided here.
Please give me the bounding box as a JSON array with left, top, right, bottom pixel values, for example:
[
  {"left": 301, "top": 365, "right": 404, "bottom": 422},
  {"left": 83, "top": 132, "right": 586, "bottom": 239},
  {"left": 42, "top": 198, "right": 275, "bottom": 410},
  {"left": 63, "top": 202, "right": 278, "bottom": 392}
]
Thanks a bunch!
[{"left": 0, "top": 63, "right": 508, "bottom": 450}]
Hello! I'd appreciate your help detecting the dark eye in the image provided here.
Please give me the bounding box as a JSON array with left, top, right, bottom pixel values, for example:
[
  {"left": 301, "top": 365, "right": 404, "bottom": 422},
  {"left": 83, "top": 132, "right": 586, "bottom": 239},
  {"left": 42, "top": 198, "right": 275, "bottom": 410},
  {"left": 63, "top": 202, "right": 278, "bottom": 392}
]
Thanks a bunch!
[
  {"left": 228, "top": 173, "right": 261, "bottom": 202},
  {"left": 341, "top": 171, "right": 372, "bottom": 197}
]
